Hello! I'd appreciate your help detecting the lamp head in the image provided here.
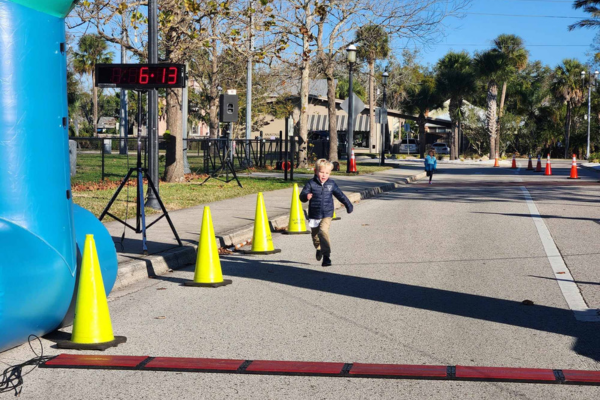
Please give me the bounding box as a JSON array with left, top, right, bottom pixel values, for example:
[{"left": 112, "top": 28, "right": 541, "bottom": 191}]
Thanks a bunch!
[
  {"left": 346, "top": 45, "right": 357, "bottom": 64},
  {"left": 382, "top": 71, "right": 389, "bottom": 86}
]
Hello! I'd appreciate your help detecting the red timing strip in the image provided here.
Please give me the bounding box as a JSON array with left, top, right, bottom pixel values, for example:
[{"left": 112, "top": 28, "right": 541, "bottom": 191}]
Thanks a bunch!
[
  {"left": 455, "top": 366, "right": 556, "bottom": 382},
  {"left": 349, "top": 363, "right": 447, "bottom": 378},
  {"left": 40, "top": 354, "right": 600, "bottom": 385},
  {"left": 145, "top": 357, "right": 245, "bottom": 372},
  {"left": 245, "top": 360, "right": 346, "bottom": 375},
  {"left": 563, "top": 370, "right": 600, "bottom": 384},
  {"left": 43, "top": 354, "right": 148, "bottom": 369}
]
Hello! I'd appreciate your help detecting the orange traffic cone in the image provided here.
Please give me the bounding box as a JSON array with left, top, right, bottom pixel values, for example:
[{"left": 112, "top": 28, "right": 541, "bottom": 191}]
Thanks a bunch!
[
  {"left": 493, "top": 153, "right": 499, "bottom": 167},
  {"left": 544, "top": 154, "right": 552, "bottom": 175},
  {"left": 534, "top": 155, "right": 542, "bottom": 172},
  {"left": 526, "top": 155, "right": 533, "bottom": 170},
  {"left": 568, "top": 154, "right": 580, "bottom": 179},
  {"left": 349, "top": 148, "right": 358, "bottom": 173},
  {"left": 511, "top": 154, "right": 517, "bottom": 169}
]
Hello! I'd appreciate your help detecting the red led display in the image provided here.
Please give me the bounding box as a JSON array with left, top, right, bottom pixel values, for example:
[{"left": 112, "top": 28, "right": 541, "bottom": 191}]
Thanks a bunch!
[{"left": 95, "top": 64, "right": 186, "bottom": 89}]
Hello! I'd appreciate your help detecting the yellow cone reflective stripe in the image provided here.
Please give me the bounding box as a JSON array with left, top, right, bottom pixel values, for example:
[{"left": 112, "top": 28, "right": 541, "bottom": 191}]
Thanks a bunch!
[
  {"left": 251, "top": 192, "right": 275, "bottom": 251},
  {"left": 193, "top": 206, "right": 224, "bottom": 283},
  {"left": 71, "top": 235, "right": 115, "bottom": 344}
]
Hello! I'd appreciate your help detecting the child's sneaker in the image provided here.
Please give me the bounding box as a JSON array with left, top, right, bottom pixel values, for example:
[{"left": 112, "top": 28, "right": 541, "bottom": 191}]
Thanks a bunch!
[
  {"left": 316, "top": 249, "right": 322, "bottom": 261},
  {"left": 322, "top": 256, "right": 332, "bottom": 267}
]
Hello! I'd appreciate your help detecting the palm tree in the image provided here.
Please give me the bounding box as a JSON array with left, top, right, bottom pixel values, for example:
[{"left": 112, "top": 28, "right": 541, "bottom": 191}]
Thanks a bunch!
[
  {"left": 72, "top": 34, "right": 114, "bottom": 137},
  {"left": 569, "top": 1, "right": 600, "bottom": 30},
  {"left": 493, "top": 34, "right": 529, "bottom": 156},
  {"left": 436, "top": 52, "right": 476, "bottom": 159},
  {"left": 400, "top": 75, "right": 443, "bottom": 158},
  {"left": 474, "top": 49, "right": 506, "bottom": 157},
  {"left": 551, "top": 59, "right": 586, "bottom": 157},
  {"left": 356, "top": 25, "right": 390, "bottom": 152}
]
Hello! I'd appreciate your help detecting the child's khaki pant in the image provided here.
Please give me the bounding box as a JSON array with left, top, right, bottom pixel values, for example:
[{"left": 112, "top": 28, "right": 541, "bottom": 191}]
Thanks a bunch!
[{"left": 311, "top": 217, "right": 332, "bottom": 257}]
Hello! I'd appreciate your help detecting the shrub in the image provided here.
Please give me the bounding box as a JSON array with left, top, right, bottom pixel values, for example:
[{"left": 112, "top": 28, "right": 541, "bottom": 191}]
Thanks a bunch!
[{"left": 589, "top": 152, "right": 600, "bottom": 162}]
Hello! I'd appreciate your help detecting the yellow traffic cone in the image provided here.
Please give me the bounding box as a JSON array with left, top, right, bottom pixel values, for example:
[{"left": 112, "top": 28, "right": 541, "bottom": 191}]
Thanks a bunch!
[
  {"left": 332, "top": 209, "right": 341, "bottom": 221},
  {"left": 283, "top": 184, "right": 309, "bottom": 234},
  {"left": 240, "top": 192, "right": 281, "bottom": 254},
  {"left": 56, "top": 235, "right": 126, "bottom": 350},
  {"left": 184, "top": 206, "right": 232, "bottom": 287}
]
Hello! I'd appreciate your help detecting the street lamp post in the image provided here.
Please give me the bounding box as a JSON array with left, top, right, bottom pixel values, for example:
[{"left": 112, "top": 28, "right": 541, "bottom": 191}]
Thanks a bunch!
[
  {"left": 581, "top": 70, "right": 599, "bottom": 160},
  {"left": 346, "top": 45, "right": 357, "bottom": 173},
  {"left": 380, "top": 71, "right": 388, "bottom": 166}
]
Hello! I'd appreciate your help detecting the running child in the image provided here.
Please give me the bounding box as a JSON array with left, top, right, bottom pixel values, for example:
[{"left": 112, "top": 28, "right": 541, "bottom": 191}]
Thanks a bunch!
[{"left": 300, "top": 159, "right": 353, "bottom": 267}]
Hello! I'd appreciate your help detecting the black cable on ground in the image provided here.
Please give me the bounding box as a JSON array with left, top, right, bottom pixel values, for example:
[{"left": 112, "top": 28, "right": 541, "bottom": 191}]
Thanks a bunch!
[{"left": 0, "top": 335, "right": 52, "bottom": 396}]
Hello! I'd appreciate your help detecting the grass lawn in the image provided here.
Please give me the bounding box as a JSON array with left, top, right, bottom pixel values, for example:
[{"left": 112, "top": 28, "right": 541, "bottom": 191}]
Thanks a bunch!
[
  {"left": 73, "top": 176, "right": 308, "bottom": 222},
  {"left": 73, "top": 153, "right": 213, "bottom": 184}
]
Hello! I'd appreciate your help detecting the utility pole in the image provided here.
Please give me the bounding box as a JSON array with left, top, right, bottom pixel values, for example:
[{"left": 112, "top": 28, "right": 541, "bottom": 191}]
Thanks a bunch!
[
  {"left": 581, "top": 70, "right": 599, "bottom": 160},
  {"left": 119, "top": 9, "right": 128, "bottom": 156},
  {"left": 346, "top": 45, "right": 356, "bottom": 173},
  {"left": 380, "top": 71, "right": 388, "bottom": 166},
  {"left": 146, "top": 0, "right": 160, "bottom": 209},
  {"left": 245, "top": 4, "right": 254, "bottom": 167},
  {"left": 182, "top": 62, "right": 191, "bottom": 173}
]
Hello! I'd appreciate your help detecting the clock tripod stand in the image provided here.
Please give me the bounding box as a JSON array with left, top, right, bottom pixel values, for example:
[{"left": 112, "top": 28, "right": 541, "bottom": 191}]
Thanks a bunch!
[{"left": 99, "top": 90, "right": 182, "bottom": 255}]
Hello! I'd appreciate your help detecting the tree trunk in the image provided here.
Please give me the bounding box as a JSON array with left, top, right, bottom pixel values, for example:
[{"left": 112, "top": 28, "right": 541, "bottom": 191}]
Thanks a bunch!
[
  {"left": 208, "top": 37, "right": 219, "bottom": 138},
  {"left": 565, "top": 101, "right": 571, "bottom": 159},
  {"left": 326, "top": 69, "right": 338, "bottom": 162},
  {"left": 164, "top": 88, "right": 184, "bottom": 182},
  {"left": 486, "top": 80, "right": 498, "bottom": 158},
  {"left": 448, "top": 100, "right": 460, "bottom": 160},
  {"left": 92, "top": 69, "right": 98, "bottom": 137},
  {"left": 368, "top": 60, "right": 376, "bottom": 153},
  {"left": 452, "top": 122, "right": 459, "bottom": 160},
  {"left": 497, "top": 81, "right": 507, "bottom": 158},
  {"left": 297, "top": 29, "right": 312, "bottom": 169},
  {"left": 418, "top": 114, "right": 426, "bottom": 158}
]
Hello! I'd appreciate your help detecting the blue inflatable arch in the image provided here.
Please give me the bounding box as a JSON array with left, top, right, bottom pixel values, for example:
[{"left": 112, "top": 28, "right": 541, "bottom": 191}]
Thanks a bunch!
[{"left": 0, "top": 0, "right": 118, "bottom": 352}]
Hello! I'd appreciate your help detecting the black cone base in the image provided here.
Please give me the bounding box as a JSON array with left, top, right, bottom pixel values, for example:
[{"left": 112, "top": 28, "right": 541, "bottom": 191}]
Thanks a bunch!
[
  {"left": 55, "top": 336, "right": 127, "bottom": 351},
  {"left": 238, "top": 249, "right": 282, "bottom": 255},
  {"left": 332, "top": 217, "right": 341, "bottom": 221},
  {"left": 568, "top": 177, "right": 581, "bottom": 179},
  {"left": 282, "top": 230, "right": 310, "bottom": 235},
  {"left": 183, "top": 279, "right": 232, "bottom": 288}
]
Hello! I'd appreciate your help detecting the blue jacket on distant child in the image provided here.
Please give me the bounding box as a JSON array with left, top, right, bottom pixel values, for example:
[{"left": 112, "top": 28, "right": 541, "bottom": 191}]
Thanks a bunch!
[{"left": 424, "top": 155, "right": 437, "bottom": 172}]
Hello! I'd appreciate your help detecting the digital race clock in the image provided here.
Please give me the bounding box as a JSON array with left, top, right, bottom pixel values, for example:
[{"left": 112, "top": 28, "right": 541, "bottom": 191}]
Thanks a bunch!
[{"left": 95, "top": 64, "right": 186, "bottom": 89}]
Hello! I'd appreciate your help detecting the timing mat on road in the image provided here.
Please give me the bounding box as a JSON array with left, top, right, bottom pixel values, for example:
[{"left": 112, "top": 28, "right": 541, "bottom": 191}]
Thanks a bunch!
[{"left": 40, "top": 354, "right": 600, "bottom": 386}]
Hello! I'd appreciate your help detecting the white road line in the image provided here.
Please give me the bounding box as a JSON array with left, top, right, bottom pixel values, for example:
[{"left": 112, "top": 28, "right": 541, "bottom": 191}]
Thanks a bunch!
[{"left": 520, "top": 186, "right": 600, "bottom": 322}]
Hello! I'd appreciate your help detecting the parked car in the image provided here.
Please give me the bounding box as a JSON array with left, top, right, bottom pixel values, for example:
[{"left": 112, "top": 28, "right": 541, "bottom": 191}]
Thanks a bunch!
[
  {"left": 432, "top": 142, "right": 450, "bottom": 155},
  {"left": 399, "top": 138, "right": 419, "bottom": 153}
]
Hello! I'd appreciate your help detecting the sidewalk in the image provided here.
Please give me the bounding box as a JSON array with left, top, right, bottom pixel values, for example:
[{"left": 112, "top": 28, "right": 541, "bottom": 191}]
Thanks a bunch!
[{"left": 106, "top": 165, "right": 426, "bottom": 290}]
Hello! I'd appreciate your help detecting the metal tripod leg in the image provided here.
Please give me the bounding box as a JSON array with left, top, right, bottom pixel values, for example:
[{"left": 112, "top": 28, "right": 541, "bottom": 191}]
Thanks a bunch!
[
  {"left": 137, "top": 168, "right": 148, "bottom": 255},
  {"left": 99, "top": 168, "right": 135, "bottom": 222},
  {"left": 145, "top": 172, "right": 183, "bottom": 246}
]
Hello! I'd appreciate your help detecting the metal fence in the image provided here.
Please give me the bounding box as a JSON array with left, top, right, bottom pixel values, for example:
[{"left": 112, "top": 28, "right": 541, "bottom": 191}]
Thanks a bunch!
[{"left": 70, "top": 134, "right": 332, "bottom": 183}]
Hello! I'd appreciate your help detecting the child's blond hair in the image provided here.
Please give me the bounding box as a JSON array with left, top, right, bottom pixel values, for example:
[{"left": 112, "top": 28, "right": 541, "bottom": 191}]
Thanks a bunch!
[{"left": 314, "top": 159, "right": 333, "bottom": 172}]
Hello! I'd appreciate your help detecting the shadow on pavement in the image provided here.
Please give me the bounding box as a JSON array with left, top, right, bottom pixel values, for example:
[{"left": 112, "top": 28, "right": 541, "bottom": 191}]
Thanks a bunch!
[{"left": 204, "top": 257, "right": 600, "bottom": 363}]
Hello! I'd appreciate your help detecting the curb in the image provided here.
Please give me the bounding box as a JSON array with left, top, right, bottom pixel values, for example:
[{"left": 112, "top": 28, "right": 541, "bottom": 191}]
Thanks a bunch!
[{"left": 111, "top": 172, "right": 425, "bottom": 291}]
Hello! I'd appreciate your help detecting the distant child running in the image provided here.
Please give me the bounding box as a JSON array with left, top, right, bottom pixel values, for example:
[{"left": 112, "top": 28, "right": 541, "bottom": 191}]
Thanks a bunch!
[
  {"left": 300, "top": 159, "right": 353, "bottom": 267},
  {"left": 424, "top": 149, "right": 437, "bottom": 184}
]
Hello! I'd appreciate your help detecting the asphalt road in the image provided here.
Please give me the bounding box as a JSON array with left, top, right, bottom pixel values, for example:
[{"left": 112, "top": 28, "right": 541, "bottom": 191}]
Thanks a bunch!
[{"left": 2, "top": 161, "right": 600, "bottom": 399}]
